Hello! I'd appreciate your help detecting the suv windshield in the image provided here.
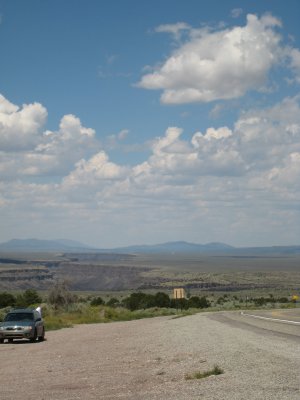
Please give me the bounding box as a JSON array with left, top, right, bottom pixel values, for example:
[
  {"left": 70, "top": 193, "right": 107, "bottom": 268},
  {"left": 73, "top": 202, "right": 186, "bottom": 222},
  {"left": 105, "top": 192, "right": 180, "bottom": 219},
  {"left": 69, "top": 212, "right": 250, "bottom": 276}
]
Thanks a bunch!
[{"left": 5, "top": 313, "right": 34, "bottom": 322}]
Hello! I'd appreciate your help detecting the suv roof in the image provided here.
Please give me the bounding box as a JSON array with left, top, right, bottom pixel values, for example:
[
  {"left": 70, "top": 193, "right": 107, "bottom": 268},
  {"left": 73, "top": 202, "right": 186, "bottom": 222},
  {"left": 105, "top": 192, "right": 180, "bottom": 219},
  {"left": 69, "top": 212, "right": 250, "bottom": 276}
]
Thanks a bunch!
[{"left": 8, "top": 308, "right": 35, "bottom": 313}]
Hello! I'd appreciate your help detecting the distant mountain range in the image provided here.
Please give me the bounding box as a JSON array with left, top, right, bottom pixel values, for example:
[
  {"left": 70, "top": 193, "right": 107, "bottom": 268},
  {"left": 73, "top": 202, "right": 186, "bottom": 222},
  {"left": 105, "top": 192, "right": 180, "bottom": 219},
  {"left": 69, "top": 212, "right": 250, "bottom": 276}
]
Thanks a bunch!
[
  {"left": 0, "top": 238, "right": 93, "bottom": 252},
  {"left": 106, "top": 241, "right": 234, "bottom": 254},
  {"left": 0, "top": 238, "right": 299, "bottom": 255}
]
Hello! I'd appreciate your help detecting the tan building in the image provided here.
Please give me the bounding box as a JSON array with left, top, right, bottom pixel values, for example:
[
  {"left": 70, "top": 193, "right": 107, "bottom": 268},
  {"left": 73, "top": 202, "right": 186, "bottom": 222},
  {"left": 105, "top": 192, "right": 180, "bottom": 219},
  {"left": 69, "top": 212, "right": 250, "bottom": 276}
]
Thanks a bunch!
[{"left": 173, "top": 288, "right": 186, "bottom": 299}]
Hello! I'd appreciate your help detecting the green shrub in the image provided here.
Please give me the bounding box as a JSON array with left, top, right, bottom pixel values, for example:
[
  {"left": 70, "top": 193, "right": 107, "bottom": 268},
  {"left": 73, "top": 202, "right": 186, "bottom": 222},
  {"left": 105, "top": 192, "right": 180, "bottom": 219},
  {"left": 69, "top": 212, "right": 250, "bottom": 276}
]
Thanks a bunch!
[
  {"left": 90, "top": 296, "right": 105, "bottom": 306},
  {"left": 188, "top": 296, "right": 210, "bottom": 309},
  {"left": 170, "top": 298, "right": 189, "bottom": 310},
  {"left": 122, "top": 292, "right": 153, "bottom": 311},
  {"left": 278, "top": 297, "right": 289, "bottom": 303},
  {"left": 106, "top": 297, "right": 120, "bottom": 307},
  {"left": 15, "top": 289, "right": 42, "bottom": 307},
  {"left": 185, "top": 365, "right": 224, "bottom": 380},
  {"left": 154, "top": 292, "right": 170, "bottom": 308},
  {"left": 0, "top": 292, "right": 16, "bottom": 308},
  {"left": 216, "top": 296, "right": 226, "bottom": 305}
]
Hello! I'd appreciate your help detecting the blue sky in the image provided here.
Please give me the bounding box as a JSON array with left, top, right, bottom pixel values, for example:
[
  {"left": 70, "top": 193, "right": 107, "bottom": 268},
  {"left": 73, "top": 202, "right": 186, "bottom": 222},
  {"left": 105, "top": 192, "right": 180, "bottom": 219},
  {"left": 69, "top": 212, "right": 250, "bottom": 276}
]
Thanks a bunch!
[{"left": 0, "top": 0, "right": 300, "bottom": 247}]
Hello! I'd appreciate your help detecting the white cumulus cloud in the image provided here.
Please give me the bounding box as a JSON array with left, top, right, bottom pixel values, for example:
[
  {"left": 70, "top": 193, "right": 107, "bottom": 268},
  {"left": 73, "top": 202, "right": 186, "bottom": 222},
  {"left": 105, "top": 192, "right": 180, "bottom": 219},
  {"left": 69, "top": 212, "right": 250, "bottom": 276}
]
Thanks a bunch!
[
  {"left": 35, "top": 114, "right": 100, "bottom": 175},
  {"left": 192, "top": 127, "right": 233, "bottom": 146},
  {"left": 63, "top": 151, "right": 128, "bottom": 187},
  {"left": 1, "top": 93, "right": 299, "bottom": 246},
  {"left": 0, "top": 94, "right": 47, "bottom": 150},
  {"left": 138, "top": 14, "right": 286, "bottom": 104},
  {"left": 0, "top": 95, "right": 101, "bottom": 178}
]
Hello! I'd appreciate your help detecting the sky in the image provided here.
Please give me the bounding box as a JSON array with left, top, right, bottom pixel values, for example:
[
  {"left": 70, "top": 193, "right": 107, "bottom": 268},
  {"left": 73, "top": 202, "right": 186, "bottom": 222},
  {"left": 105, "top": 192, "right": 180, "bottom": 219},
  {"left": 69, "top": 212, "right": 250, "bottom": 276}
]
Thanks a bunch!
[{"left": 0, "top": 0, "right": 300, "bottom": 248}]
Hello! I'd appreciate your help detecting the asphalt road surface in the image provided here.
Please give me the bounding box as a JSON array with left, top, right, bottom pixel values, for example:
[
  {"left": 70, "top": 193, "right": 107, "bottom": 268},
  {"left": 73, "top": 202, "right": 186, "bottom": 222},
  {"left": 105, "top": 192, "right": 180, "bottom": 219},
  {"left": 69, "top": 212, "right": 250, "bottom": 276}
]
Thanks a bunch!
[
  {"left": 242, "top": 308, "right": 300, "bottom": 324},
  {"left": 211, "top": 308, "right": 300, "bottom": 342},
  {"left": 1, "top": 309, "right": 299, "bottom": 400}
]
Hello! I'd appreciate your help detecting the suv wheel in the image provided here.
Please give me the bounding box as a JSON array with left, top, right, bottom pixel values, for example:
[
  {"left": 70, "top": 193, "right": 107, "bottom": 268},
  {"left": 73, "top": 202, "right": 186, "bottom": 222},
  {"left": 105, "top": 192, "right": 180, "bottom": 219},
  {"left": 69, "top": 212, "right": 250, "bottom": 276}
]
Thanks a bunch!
[
  {"left": 30, "top": 329, "right": 37, "bottom": 343},
  {"left": 38, "top": 328, "right": 45, "bottom": 342}
]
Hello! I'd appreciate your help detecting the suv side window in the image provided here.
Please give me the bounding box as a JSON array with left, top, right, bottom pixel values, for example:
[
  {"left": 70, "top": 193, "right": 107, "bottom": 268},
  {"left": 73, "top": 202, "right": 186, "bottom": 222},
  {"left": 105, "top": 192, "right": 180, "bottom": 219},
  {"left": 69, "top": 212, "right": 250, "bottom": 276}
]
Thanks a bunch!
[{"left": 33, "top": 311, "right": 40, "bottom": 321}]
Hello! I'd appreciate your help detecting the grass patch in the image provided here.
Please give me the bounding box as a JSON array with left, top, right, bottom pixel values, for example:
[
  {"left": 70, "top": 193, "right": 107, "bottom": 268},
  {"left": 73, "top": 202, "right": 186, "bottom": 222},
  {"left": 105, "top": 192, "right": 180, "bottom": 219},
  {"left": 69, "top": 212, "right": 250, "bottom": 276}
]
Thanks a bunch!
[
  {"left": 171, "top": 309, "right": 198, "bottom": 319},
  {"left": 44, "top": 316, "right": 73, "bottom": 330},
  {"left": 43, "top": 304, "right": 191, "bottom": 331},
  {"left": 185, "top": 365, "right": 224, "bottom": 380}
]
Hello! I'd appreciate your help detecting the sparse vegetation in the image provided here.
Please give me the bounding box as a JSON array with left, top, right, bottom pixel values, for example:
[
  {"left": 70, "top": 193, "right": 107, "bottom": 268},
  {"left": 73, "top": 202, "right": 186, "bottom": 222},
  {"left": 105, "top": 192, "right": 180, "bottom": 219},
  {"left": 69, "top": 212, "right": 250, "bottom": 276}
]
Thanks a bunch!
[
  {"left": 48, "top": 281, "right": 76, "bottom": 309},
  {"left": 0, "top": 250, "right": 300, "bottom": 338},
  {"left": 0, "top": 284, "right": 298, "bottom": 329},
  {"left": 185, "top": 365, "right": 224, "bottom": 380},
  {"left": 1, "top": 251, "right": 300, "bottom": 295},
  {"left": 43, "top": 304, "right": 193, "bottom": 330}
]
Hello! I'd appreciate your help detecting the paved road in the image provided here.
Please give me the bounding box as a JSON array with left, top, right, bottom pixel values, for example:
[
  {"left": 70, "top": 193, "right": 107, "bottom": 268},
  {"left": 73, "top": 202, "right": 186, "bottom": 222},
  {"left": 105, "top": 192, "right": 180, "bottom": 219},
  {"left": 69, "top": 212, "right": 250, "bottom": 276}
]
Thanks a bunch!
[
  {"left": 243, "top": 308, "right": 300, "bottom": 323},
  {"left": 0, "top": 310, "right": 299, "bottom": 400},
  {"left": 210, "top": 308, "right": 300, "bottom": 342}
]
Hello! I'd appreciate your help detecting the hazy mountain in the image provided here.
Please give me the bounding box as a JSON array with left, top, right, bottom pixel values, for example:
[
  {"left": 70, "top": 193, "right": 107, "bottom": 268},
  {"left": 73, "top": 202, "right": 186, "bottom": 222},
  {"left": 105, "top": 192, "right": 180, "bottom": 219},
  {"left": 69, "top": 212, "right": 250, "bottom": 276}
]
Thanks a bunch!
[
  {"left": 0, "top": 238, "right": 299, "bottom": 255},
  {"left": 0, "top": 238, "right": 93, "bottom": 252},
  {"left": 101, "top": 242, "right": 300, "bottom": 255},
  {"left": 56, "top": 239, "right": 93, "bottom": 249},
  {"left": 101, "top": 241, "right": 235, "bottom": 254}
]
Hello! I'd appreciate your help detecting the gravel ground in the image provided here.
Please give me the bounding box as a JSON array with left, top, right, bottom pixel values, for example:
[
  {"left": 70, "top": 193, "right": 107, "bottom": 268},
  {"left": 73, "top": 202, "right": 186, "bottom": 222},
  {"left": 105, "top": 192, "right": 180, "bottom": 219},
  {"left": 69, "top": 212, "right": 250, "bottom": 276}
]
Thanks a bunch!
[{"left": 1, "top": 311, "right": 299, "bottom": 400}]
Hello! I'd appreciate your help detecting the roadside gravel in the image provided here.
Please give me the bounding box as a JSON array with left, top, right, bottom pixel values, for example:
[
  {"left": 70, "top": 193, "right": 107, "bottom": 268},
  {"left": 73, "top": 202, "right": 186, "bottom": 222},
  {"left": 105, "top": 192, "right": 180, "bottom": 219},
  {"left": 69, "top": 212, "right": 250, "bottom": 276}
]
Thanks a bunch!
[{"left": 0, "top": 311, "right": 299, "bottom": 399}]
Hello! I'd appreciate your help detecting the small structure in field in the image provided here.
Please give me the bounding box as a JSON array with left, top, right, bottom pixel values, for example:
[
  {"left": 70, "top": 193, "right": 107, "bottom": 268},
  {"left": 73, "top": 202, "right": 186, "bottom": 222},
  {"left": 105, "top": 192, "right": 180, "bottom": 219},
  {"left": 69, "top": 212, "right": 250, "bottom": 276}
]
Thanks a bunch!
[
  {"left": 291, "top": 294, "right": 299, "bottom": 303},
  {"left": 173, "top": 288, "right": 186, "bottom": 299}
]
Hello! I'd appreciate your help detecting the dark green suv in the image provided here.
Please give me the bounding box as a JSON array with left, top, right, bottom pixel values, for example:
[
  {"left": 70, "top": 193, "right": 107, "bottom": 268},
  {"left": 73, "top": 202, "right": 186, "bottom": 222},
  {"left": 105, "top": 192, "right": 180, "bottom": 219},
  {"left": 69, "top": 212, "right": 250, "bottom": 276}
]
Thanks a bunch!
[{"left": 0, "top": 308, "right": 45, "bottom": 343}]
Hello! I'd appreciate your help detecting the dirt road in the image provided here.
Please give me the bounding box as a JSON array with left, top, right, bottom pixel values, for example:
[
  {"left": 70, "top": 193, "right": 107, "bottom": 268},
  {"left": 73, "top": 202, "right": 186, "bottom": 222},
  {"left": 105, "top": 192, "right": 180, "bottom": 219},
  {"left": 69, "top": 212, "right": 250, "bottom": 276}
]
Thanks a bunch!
[{"left": 1, "top": 310, "right": 300, "bottom": 399}]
